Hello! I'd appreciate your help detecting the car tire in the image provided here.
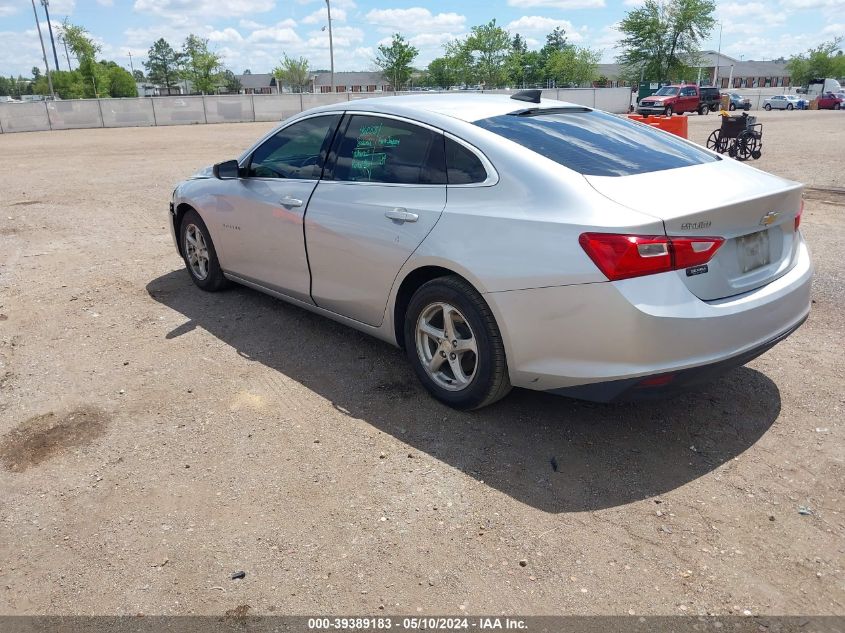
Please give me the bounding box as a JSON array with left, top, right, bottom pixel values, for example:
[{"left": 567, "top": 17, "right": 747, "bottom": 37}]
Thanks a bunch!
[
  {"left": 764, "top": 104, "right": 772, "bottom": 111},
  {"left": 787, "top": 103, "right": 794, "bottom": 110},
  {"left": 404, "top": 276, "right": 511, "bottom": 410},
  {"left": 664, "top": 106, "right": 673, "bottom": 116},
  {"left": 697, "top": 106, "right": 707, "bottom": 115},
  {"left": 744, "top": 105, "right": 751, "bottom": 111},
  {"left": 729, "top": 103, "right": 736, "bottom": 111},
  {"left": 180, "top": 209, "right": 228, "bottom": 292},
  {"left": 835, "top": 103, "right": 841, "bottom": 110}
]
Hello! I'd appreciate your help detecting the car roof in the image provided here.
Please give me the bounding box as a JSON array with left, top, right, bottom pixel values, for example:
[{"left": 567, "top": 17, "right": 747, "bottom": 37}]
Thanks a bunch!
[{"left": 305, "top": 93, "right": 586, "bottom": 123}]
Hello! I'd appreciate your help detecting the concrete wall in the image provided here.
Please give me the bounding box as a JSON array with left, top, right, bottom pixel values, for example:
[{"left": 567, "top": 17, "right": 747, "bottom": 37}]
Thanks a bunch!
[{"left": 0, "top": 88, "right": 633, "bottom": 134}]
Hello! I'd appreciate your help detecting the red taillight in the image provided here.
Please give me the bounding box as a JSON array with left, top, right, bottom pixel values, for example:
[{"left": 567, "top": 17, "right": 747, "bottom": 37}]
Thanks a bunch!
[
  {"left": 579, "top": 233, "right": 725, "bottom": 281},
  {"left": 795, "top": 199, "right": 804, "bottom": 231}
]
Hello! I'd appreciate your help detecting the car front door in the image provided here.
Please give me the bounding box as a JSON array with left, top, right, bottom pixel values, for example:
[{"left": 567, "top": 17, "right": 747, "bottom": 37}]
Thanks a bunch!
[
  {"left": 304, "top": 113, "right": 447, "bottom": 326},
  {"left": 679, "top": 86, "right": 697, "bottom": 112},
  {"left": 213, "top": 113, "right": 341, "bottom": 303}
]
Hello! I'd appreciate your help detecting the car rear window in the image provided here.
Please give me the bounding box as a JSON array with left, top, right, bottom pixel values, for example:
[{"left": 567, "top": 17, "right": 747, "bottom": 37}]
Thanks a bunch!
[{"left": 474, "top": 109, "right": 718, "bottom": 177}]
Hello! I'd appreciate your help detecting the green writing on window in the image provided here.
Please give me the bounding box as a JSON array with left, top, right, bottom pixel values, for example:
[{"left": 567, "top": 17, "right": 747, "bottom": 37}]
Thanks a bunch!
[{"left": 349, "top": 122, "right": 401, "bottom": 181}]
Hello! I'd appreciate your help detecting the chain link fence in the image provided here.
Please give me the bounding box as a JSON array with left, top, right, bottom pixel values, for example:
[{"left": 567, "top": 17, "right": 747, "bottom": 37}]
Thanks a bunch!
[{"left": 0, "top": 88, "right": 632, "bottom": 134}]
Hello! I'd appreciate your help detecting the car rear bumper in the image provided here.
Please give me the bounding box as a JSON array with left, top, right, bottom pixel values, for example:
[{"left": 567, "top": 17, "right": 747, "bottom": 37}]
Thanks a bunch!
[
  {"left": 546, "top": 314, "right": 807, "bottom": 402},
  {"left": 484, "top": 238, "right": 812, "bottom": 400}
]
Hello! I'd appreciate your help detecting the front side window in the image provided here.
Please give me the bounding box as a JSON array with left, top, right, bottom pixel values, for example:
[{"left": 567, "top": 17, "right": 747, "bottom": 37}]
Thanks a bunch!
[
  {"left": 329, "top": 115, "right": 446, "bottom": 185},
  {"left": 247, "top": 114, "right": 340, "bottom": 179},
  {"left": 474, "top": 109, "right": 718, "bottom": 177}
]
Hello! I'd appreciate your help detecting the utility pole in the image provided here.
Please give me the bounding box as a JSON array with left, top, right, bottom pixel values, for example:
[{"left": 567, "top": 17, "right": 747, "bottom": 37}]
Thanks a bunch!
[
  {"left": 59, "top": 32, "right": 72, "bottom": 70},
  {"left": 128, "top": 50, "right": 135, "bottom": 75},
  {"left": 41, "top": 0, "right": 60, "bottom": 73},
  {"left": 713, "top": 21, "right": 723, "bottom": 87},
  {"left": 31, "top": 0, "right": 54, "bottom": 97},
  {"left": 325, "top": 0, "right": 335, "bottom": 93}
]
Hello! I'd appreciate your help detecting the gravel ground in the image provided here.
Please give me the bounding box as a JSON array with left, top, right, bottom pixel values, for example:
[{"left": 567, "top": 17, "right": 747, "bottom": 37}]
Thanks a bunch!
[{"left": 0, "top": 111, "right": 843, "bottom": 617}]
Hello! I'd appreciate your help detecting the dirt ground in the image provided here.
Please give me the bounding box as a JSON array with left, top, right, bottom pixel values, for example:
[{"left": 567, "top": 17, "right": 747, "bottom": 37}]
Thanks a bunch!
[{"left": 0, "top": 110, "right": 843, "bottom": 617}]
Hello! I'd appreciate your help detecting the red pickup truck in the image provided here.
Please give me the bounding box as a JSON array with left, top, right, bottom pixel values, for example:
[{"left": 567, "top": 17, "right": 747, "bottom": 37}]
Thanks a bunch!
[{"left": 637, "top": 84, "right": 719, "bottom": 116}]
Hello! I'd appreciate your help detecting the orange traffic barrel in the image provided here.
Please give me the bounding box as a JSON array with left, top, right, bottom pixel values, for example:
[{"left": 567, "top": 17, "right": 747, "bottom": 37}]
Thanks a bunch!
[{"left": 627, "top": 114, "right": 688, "bottom": 139}]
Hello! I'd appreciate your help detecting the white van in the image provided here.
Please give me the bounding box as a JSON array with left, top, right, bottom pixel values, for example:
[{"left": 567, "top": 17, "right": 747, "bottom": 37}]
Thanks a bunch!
[{"left": 807, "top": 78, "right": 843, "bottom": 98}]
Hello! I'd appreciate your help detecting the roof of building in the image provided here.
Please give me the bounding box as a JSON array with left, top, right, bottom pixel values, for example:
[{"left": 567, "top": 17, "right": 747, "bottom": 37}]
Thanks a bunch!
[
  {"left": 311, "top": 71, "right": 389, "bottom": 86},
  {"left": 597, "top": 52, "right": 789, "bottom": 81},
  {"left": 236, "top": 73, "right": 276, "bottom": 89}
]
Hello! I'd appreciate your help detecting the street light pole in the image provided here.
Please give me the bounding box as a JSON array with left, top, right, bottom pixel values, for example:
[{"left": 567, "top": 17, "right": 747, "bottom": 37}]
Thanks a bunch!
[
  {"left": 40, "top": 0, "right": 60, "bottom": 72},
  {"left": 128, "top": 50, "right": 135, "bottom": 75},
  {"left": 31, "top": 0, "right": 54, "bottom": 97},
  {"left": 713, "top": 21, "right": 723, "bottom": 87},
  {"left": 325, "top": 0, "right": 335, "bottom": 93}
]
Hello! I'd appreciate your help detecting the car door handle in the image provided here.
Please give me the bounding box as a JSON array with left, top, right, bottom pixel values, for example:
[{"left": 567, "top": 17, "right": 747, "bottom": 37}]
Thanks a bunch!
[
  {"left": 280, "top": 196, "right": 303, "bottom": 207},
  {"left": 384, "top": 208, "right": 418, "bottom": 223}
]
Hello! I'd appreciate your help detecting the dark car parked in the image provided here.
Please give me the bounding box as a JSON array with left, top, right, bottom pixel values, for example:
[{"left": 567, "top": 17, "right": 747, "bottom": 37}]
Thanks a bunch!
[{"left": 699, "top": 86, "right": 722, "bottom": 113}]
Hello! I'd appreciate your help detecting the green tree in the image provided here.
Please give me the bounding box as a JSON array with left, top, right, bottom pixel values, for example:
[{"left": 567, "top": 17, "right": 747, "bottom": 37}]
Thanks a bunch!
[
  {"left": 617, "top": 0, "right": 716, "bottom": 82},
  {"left": 60, "top": 19, "right": 108, "bottom": 97},
  {"left": 100, "top": 61, "right": 138, "bottom": 97},
  {"left": 182, "top": 34, "right": 223, "bottom": 94},
  {"left": 219, "top": 69, "right": 241, "bottom": 93},
  {"left": 540, "top": 26, "right": 569, "bottom": 63},
  {"left": 132, "top": 69, "right": 145, "bottom": 81},
  {"left": 505, "top": 33, "right": 545, "bottom": 87},
  {"left": 33, "top": 69, "right": 85, "bottom": 99},
  {"left": 424, "top": 57, "right": 456, "bottom": 89},
  {"left": 546, "top": 46, "right": 601, "bottom": 87},
  {"left": 144, "top": 38, "right": 183, "bottom": 94},
  {"left": 273, "top": 54, "right": 310, "bottom": 93},
  {"left": 443, "top": 38, "right": 475, "bottom": 86},
  {"left": 375, "top": 33, "right": 419, "bottom": 91},
  {"left": 32, "top": 66, "right": 42, "bottom": 81},
  {"left": 786, "top": 38, "right": 845, "bottom": 86},
  {"left": 465, "top": 19, "right": 512, "bottom": 88}
]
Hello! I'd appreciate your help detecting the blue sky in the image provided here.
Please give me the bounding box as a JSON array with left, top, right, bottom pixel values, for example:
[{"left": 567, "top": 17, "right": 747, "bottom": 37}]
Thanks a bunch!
[{"left": 0, "top": 0, "right": 840, "bottom": 78}]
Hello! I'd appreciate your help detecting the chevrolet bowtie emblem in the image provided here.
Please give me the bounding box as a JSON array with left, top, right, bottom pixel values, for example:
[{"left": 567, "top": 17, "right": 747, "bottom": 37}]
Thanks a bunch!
[{"left": 759, "top": 211, "right": 780, "bottom": 226}]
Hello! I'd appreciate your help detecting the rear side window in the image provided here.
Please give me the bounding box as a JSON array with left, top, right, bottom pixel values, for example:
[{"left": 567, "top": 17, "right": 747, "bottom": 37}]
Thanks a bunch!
[
  {"left": 330, "top": 115, "right": 446, "bottom": 185},
  {"left": 445, "top": 138, "right": 487, "bottom": 184},
  {"left": 474, "top": 109, "right": 718, "bottom": 177}
]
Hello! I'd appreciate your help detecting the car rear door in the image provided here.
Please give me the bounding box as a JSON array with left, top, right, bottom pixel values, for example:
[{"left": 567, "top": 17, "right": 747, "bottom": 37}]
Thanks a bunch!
[{"left": 304, "top": 113, "right": 447, "bottom": 326}]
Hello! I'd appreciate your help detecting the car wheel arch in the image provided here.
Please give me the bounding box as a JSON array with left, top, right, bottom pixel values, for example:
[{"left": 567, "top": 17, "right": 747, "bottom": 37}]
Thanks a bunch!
[
  {"left": 391, "top": 265, "right": 488, "bottom": 350},
  {"left": 174, "top": 202, "right": 197, "bottom": 256}
]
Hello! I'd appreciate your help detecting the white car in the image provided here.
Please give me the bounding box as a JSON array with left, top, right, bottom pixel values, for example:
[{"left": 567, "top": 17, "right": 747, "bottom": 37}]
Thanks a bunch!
[{"left": 169, "top": 92, "right": 812, "bottom": 409}]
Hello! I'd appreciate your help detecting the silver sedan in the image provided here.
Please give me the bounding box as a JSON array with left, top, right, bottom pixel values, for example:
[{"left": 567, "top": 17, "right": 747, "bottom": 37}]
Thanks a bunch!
[
  {"left": 169, "top": 93, "right": 812, "bottom": 409},
  {"left": 763, "top": 95, "right": 803, "bottom": 110}
]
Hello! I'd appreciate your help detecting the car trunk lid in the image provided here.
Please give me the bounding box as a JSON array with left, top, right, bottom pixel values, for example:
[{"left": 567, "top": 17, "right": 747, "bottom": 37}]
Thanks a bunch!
[{"left": 585, "top": 160, "right": 803, "bottom": 301}]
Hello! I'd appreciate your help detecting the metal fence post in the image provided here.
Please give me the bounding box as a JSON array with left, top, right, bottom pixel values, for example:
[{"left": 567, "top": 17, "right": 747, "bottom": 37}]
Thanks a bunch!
[
  {"left": 97, "top": 98, "right": 105, "bottom": 127},
  {"left": 299, "top": 92, "right": 303, "bottom": 113},
  {"left": 150, "top": 97, "right": 158, "bottom": 126},
  {"left": 201, "top": 95, "right": 208, "bottom": 124},
  {"left": 44, "top": 100, "right": 53, "bottom": 131},
  {"left": 251, "top": 94, "right": 256, "bottom": 121},
  {"left": 0, "top": 109, "right": 4, "bottom": 134}
]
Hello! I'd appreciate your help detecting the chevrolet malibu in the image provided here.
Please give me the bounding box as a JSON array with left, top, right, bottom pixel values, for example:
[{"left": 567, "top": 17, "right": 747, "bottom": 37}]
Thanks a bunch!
[{"left": 169, "top": 92, "right": 812, "bottom": 409}]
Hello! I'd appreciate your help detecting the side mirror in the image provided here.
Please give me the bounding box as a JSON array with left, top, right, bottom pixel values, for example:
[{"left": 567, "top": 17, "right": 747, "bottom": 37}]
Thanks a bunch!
[{"left": 213, "top": 159, "right": 240, "bottom": 179}]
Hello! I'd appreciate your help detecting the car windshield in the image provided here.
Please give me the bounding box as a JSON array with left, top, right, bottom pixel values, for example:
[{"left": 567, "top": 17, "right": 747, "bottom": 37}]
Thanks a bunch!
[
  {"left": 654, "top": 87, "right": 679, "bottom": 96},
  {"left": 474, "top": 109, "right": 718, "bottom": 177}
]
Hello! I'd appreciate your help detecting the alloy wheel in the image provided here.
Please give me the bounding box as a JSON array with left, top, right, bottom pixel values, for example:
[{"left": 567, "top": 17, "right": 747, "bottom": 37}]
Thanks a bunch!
[
  {"left": 415, "top": 302, "right": 478, "bottom": 391},
  {"left": 184, "top": 223, "right": 210, "bottom": 281}
]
